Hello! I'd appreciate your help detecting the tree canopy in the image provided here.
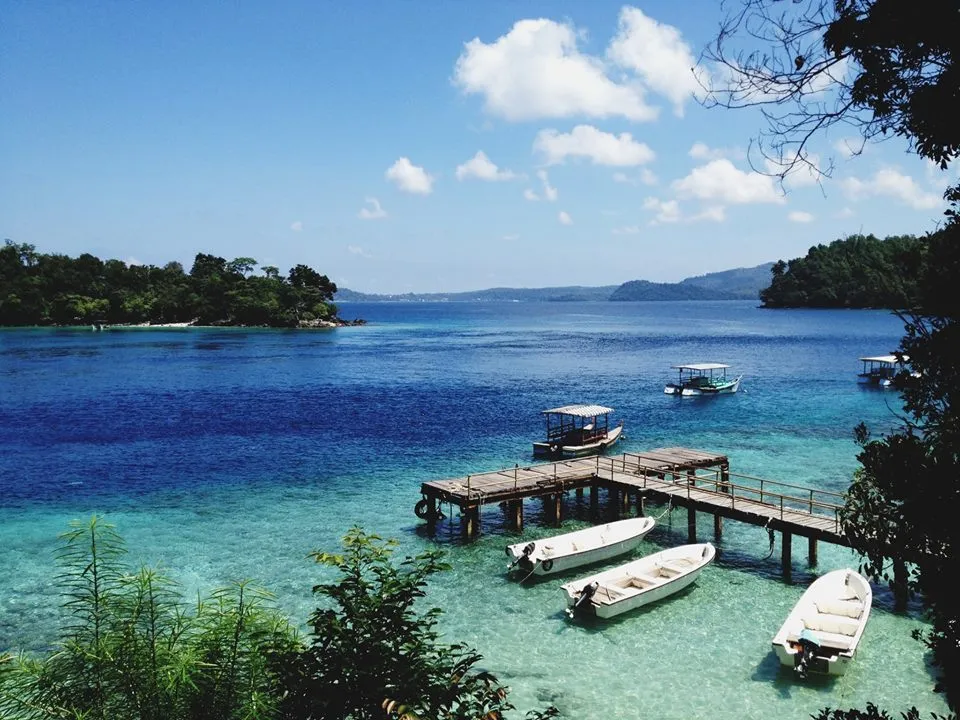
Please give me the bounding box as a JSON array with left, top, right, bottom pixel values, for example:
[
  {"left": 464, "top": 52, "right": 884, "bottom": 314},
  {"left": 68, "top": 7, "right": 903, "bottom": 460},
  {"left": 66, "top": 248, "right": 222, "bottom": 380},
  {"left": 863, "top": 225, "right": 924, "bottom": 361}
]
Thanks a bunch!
[
  {"left": 0, "top": 242, "right": 339, "bottom": 328},
  {"left": 760, "top": 233, "right": 927, "bottom": 308}
]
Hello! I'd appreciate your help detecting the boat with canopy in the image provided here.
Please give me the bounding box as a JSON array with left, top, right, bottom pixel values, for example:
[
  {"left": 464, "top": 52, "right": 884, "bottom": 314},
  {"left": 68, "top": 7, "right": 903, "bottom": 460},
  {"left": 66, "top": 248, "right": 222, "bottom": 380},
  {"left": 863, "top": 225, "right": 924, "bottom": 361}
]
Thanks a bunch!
[
  {"left": 532, "top": 404, "right": 624, "bottom": 459},
  {"left": 664, "top": 363, "right": 742, "bottom": 396}
]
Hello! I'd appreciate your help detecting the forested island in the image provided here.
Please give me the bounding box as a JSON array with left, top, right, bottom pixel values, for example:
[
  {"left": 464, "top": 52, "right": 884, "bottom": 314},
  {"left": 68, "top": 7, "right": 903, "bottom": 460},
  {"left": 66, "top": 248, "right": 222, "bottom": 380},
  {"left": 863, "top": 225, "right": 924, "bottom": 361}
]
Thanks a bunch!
[
  {"left": 0, "top": 241, "right": 354, "bottom": 328},
  {"left": 761, "top": 233, "right": 928, "bottom": 309}
]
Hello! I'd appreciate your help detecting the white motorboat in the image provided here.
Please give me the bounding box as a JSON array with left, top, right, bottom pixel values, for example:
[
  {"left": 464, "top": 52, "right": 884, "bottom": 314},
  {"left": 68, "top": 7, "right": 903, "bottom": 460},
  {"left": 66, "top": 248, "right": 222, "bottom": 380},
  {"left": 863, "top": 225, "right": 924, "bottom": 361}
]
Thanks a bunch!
[
  {"left": 664, "top": 363, "right": 742, "bottom": 396},
  {"left": 506, "top": 517, "right": 656, "bottom": 578},
  {"left": 562, "top": 543, "right": 715, "bottom": 619},
  {"left": 772, "top": 568, "right": 872, "bottom": 677}
]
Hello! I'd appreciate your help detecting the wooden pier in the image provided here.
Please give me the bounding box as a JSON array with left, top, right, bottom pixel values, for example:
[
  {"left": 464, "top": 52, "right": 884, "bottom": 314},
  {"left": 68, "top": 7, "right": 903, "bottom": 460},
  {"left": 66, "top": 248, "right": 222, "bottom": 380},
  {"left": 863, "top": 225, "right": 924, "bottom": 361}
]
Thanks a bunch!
[{"left": 417, "top": 448, "right": 851, "bottom": 582}]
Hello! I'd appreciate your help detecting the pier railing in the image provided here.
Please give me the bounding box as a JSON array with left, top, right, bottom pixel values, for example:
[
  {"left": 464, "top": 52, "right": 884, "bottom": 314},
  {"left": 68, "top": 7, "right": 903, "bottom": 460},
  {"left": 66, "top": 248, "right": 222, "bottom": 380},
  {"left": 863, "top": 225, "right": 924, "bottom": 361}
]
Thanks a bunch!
[{"left": 600, "top": 453, "right": 846, "bottom": 532}]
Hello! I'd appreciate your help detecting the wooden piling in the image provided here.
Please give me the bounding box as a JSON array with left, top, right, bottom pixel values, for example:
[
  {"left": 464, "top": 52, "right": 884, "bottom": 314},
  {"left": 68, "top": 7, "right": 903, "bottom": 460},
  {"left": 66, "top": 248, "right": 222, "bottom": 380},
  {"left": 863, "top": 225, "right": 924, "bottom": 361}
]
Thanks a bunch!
[
  {"left": 551, "top": 493, "right": 563, "bottom": 527},
  {"left": 590, "top": 483, "right": 599, "bottom": 516},
  {"left": 505, "top": 500, "right": 524, "bottom": 531},
  {"left": 782, "top": 531, "right": 792, "bottom": 582},
  {"left": 807, "top": 537, "right": 818, "bottom": 566},
  {"left": 687, "top": 506, "right": 697, "bottom": 543},
  {"left": 713, "top": 513, "right": 722, "bottom": 540},
  {"left": 621, "top": 488, "right": 631, "bottom": 515},
  {"left": 636, "top": 493, "right": 646, "bottom": 517},
  {"left": 464, "top": 506, "right": 480, "bottom": 538}
]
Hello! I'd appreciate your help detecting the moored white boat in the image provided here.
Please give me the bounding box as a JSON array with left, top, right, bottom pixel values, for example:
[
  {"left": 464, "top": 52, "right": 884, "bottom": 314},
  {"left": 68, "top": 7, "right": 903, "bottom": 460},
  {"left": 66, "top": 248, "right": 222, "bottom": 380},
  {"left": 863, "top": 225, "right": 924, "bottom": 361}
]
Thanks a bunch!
[
  {"left": 562, "top": 543, "right": 715, "bottom": 619},
  {"left": 506, "top": 517, "right": 656, "bottom": 578},
  {"left": 664, "top": 363, "right": 742, "bottom": 396},
  {"left": 532, "top": 404, "right": 624, "bottom": 458},
  {"left": 772, "top": 568, "right": 872, "bottom": 677}
]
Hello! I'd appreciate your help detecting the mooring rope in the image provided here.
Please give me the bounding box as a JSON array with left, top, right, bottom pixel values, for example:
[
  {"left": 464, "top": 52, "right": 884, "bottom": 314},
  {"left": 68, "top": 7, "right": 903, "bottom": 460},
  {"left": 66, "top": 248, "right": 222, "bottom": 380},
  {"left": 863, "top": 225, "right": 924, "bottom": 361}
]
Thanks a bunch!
[
  {"left": 762, "top": 518, "right": 776, "bottom": 559},
  {"left": 653, "top": 497, "right": 673, "bottom": 521}
]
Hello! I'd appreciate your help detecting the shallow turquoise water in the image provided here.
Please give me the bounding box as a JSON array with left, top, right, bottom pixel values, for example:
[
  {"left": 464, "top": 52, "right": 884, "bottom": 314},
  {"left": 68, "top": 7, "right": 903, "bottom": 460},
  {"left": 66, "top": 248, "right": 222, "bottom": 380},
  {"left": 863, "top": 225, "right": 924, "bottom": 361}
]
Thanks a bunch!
[{"left": 0, "top": 301, "right": 947, "bottom": 717}]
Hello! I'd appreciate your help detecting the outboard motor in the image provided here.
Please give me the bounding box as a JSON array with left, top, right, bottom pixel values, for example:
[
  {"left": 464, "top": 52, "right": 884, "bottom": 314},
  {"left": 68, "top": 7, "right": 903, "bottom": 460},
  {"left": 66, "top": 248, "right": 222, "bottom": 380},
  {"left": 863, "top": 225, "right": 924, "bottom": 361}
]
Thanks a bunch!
[
  {"left": 567, "top": 581, "right": 600, "bottom": 617},
  {"left": 793, "top": 629, "right": 821, "bottom": 679},
  {"left": 508, "top": 542, "right": 537, "bottom": 571}
]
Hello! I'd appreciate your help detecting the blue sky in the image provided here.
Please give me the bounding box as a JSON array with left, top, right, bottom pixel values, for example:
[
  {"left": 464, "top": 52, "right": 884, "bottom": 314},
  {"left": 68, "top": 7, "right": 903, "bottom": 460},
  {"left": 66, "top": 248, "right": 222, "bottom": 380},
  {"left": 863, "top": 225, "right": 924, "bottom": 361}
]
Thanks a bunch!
[{"left": 2, "top": 1, "right": 954, "bottom": 293}]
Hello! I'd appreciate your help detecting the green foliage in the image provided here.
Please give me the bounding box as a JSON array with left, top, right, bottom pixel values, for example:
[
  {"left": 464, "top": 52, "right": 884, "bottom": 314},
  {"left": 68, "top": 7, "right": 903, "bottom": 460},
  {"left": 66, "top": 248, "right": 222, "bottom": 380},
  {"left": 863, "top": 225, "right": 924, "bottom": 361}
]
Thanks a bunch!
[
  {"left": 276, "top": 527, "right": 552, "bottom": 720},
  {"left": 760, "top": 234, "right": 927, "bottom": 309},
  {"left": 0, "top": 242, "right": 338, "bottom": 327},
  {"left": 0, "top": 516, "right": 299, "bottom": 720},
  {"left": 811, "top": 704, "right": 954, "bottom": 720}
]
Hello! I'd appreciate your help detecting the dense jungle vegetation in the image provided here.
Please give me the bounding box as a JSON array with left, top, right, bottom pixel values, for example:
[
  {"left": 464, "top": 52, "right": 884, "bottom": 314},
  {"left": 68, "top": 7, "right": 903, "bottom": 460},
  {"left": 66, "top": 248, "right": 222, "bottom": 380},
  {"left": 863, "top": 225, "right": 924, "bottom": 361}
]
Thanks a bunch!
[
  {"left": 760, "top": 234, "right": 929, "bottom": 309},
  {"left": 0, "top": 241, "right": 340, "bottom": 327}
]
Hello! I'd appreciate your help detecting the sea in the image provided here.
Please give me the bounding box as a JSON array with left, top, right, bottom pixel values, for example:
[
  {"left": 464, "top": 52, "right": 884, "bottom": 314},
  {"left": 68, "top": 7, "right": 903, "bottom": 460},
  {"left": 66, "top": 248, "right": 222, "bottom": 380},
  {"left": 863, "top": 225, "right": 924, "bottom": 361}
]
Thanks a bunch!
[{"left": 0, "top": 300, "right": 948, "bottom": 719}]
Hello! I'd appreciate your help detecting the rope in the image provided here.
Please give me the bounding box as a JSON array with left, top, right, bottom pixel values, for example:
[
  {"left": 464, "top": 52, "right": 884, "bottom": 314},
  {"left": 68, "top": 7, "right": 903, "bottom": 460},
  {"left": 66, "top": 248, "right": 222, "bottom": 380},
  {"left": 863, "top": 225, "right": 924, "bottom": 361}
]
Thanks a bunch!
[
  {"left": 653, "top": 498, "right": 673, "bottom": 521},
  {"left": 762, "top": 518, "right": 776, "bottom": 559}
]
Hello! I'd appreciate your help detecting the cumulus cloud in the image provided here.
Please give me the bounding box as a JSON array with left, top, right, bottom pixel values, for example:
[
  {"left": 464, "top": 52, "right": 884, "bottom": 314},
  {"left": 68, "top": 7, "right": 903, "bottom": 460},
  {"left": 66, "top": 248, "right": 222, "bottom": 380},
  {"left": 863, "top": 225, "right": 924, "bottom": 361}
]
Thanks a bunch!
[
  {"left": 642, "top": 197, "right": 725, "bottom": 224},
  {"left": 607, "top": 7, "right": 703, "bottom": 116},
  {"left": 537, "top": 170, "right": 558, "bottom": 201},
  {"left": 386, "top": 157, "right": 434, "bottom": 194},
  {"left": 347, "top": 245, "right": 372, "bottom": 258},
  {"left": 455, "top": 150, "right": 517, "bottom": 181},
  {"left": 688, "top": 142, "right": 745, "bottom": 162},
  {"left": 558, "top": 210, "right": 573, "bottom": 225},
  {"left": 788, "top": 210, "right": 814, "bottom": 223},
  {"left": 358, "top": 197, "right": 387, "bottom": 220},
  {"left": 837, "top": 207, "right": 855, "bottom": 218},
  {"left": 453, "top": 18, "right": 657, "bottom": 122},
  {"left": 290, "top": 221, "right": 303, "bottom": 232},
  {"left": 523, "top": 188, "right": 540, "bottom": 201},
  {"left": 534, "top": 124, "right": 655, "bottom": 167},
  {"left": 672, "top": 159, "right": 785, "bottom": 204},
  {"left": 842, "top": 168, "right": 942, "bottom": 210},
  {"left": 765, "top": 152, "right": 823, "bottom": 187},
  {"left": 834, "top": 137, "right": 866, "bottom": 159}
]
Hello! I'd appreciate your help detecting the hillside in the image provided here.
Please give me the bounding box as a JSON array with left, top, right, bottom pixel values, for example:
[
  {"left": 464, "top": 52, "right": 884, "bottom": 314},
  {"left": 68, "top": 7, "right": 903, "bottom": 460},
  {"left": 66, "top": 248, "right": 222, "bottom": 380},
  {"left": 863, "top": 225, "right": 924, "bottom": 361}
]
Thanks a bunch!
[{"left": 335, "top": 262, "right": 774, "bottom": 302}]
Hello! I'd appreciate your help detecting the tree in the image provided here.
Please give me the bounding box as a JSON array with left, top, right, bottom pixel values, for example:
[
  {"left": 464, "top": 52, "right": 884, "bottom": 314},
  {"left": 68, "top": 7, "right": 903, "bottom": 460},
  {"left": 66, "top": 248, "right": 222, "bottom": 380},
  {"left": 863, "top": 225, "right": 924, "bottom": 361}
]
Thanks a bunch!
[
  {"left": 703, "top": 0, "right": 960, "bottom": 710},
  {"left": 277, "top": 528, "right": 555, "bottom": 720}
]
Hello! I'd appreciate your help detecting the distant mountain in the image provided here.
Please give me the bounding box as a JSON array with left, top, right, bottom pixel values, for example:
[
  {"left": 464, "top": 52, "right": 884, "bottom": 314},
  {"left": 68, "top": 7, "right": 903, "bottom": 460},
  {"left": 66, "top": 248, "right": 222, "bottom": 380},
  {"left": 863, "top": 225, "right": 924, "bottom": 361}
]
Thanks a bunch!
[
  {"left": 678, "top": 262, "right": 775, "bottom": 300},
  {"left": 335, "top": 285, "right": 619, "bottom": 302},
  {"left": 335, "top": 262, "right": 774, "bottom": 303}
]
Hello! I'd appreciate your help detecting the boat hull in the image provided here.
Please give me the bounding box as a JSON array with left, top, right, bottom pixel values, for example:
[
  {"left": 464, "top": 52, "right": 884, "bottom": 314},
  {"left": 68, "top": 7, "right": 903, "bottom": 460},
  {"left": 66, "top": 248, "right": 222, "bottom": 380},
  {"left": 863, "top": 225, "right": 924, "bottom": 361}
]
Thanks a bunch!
[
  {"left": 679, "top": 376, "right": 742, "bottom": 396},
  {"left": 532, "top": 423, "right": 624, "bottom": 459},
  {"left": 771, "top": 568, "right": 872, "bottom": 677},
  {"left": 562, "top": 543, "right": 715, "bottom": 619},
  {"left": 507, "top": 517, "right": 655, "bottom": 577}
]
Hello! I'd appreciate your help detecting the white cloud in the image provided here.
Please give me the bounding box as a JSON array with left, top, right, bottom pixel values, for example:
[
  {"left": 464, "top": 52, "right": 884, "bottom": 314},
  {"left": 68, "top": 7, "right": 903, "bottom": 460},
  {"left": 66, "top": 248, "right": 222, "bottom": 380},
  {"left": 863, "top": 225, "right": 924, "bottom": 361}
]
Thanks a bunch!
[
  {"left": 534, "top": 124, "right": 655, "bottom": 166},
  {"left": 842, "top": 168, "right": 942, "bottom": 210},
  {"left": 290, "top": 221, "right": 303, "bottom": 232},
  {"left": 614, "top": 168, "right": 658, "bottom": 186},
  {"left": 688, "top": 142, "right": 744, "bottom": 162},
  {"left": 358, "top": 197, "right": 387, "bottom": 220},
  {"left": 523, "top": 188, "right": 540, "bottom": 201},
  {"left": 642, "top": 197, "right": 724, "bottom": 224},
  {"left": 672, "top": 159, "right": 785, "bottom": 204},
  {"left": 453, "top": 18, "right": 657, "bottom": 122},
  {"left": 385, "top": 157, "right": 434, "bottom": 195},
  {"left": 834, "top": 137, "right": 865, "bottom": 159},
  {"left": 558, "top": 210, "right": 573, "bottom": 225},
  {"left": 455, "top": 150, "right": 517, "bottom": 181},
  {"left": 125, "top": 257, "right": 142, "bottom": 266},
  {"left": 537, "top": 170, "right": 558, "bottom": 201},
  {"left": 642, "top": 197, "right": 681, "bottom": 224},
  {"left": 788, "top": 210, "right": 814, "bottom": 223},
  {"left": 607, "top": 6, "right": 703, "bottom": 116},
  {"left": 612, "top": 225, "right": 641, "bottom": 235},
  {"left": 613, "top": 172, "right": 631, "bottom": 184},
  {"left": 765, "top": 152, "right": 822, "bottom": 187},
  {"left": 502, "top": 233, "right": 520, "bottom": 241},
  {"left": 837, "top": 207, "right": 855, "bottom": 218},
  {"left": 347, "top": 245, "right": 372, "bottom": 258},
  {"left": 640, "top": 168, "right": 658, "bottom": 186}
]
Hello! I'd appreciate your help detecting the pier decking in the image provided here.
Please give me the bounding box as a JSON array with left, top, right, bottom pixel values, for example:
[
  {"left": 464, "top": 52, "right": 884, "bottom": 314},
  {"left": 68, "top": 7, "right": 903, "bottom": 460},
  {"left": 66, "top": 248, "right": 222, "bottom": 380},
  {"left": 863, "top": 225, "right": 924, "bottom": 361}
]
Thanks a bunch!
[{"left": 417, "top": 448, "right": 849, "bottom": 581}]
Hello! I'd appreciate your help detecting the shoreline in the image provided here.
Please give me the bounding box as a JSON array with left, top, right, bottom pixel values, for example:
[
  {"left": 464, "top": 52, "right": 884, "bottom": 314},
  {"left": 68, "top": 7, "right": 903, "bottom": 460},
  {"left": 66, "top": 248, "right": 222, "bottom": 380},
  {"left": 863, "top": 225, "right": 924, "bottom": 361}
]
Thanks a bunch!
[{"left": 0, "top": 318, "right": 367, "bottom": 331}]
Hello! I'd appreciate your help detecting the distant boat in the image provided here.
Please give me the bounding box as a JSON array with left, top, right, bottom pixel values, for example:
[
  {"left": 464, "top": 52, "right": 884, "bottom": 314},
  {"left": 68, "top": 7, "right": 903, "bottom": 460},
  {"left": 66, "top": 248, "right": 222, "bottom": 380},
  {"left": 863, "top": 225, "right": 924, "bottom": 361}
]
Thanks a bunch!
[
  {"left": 772, "top": 568, "right": 872, "bottom": 678},
  {"left": 506, "top": 517, "right": 656, "bottom": 578},
  {"left": 664, "top": 363, "right": 742, "bottom": 396},
  {"left": 562, "top": 543, "right": 715, "bottom": 619},
  {"left": 532, "top": 404, "right": 624, "bottom": 459},
  {"left": 858, "top": 354, "right": 906, "bottom": 387}
]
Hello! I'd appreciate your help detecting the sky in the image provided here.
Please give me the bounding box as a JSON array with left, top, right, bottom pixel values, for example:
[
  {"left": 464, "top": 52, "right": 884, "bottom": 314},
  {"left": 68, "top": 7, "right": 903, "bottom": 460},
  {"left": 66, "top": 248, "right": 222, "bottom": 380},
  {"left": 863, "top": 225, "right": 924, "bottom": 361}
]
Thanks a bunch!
[{"left": 1, "top": 1, "right": 955, "bottom": 293}]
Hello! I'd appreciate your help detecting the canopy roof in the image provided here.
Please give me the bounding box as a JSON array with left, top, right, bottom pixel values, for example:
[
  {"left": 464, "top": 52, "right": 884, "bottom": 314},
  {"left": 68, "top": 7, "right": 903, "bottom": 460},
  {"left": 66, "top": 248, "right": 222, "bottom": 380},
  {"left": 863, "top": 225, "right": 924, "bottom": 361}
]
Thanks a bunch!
[
  {"left": 672, "top": 363, "right": 730, "bottom": 371},
  {"left": 859, "top": 355, "right": 899, "bottom": 365},
  {"left": 541, "top": 404, "right": 614, "bottom": 417}
]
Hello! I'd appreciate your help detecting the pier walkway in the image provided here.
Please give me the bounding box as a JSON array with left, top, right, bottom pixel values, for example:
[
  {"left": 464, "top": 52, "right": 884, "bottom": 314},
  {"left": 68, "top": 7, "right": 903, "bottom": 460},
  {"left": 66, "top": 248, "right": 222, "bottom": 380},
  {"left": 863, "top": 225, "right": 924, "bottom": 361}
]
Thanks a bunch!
[{"left": 417, "top": 448, "right": 848, "bottom": 578}]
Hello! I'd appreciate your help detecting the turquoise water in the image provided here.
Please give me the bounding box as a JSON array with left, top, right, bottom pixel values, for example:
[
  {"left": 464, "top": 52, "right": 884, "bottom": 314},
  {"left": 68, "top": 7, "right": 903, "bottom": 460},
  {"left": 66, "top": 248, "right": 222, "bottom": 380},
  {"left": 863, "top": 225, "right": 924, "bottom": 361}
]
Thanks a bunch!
[{"left": 0, "top": 301, "right": 946, "bottom": 718}]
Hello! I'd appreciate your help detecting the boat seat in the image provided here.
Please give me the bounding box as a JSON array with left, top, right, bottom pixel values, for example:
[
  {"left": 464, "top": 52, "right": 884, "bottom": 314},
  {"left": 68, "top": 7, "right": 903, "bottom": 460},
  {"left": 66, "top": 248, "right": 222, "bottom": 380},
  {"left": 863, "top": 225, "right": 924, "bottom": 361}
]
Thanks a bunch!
[
  {"left": 804, "top": 612, "right": 859, "bottom": 637},
  {"left": 815, "top": 598, "right": 864, "bottom": 618},
  {"left": 659, "top": 561, "right": 688, "bottom": 575},
  {"left": 788, "top": 628, "right": 855, "bottom": 652},
  {"left": 597, "top": 584, "right": 626, "bottom": 603},
  {"left": 627, "top": 572, "right": 660, "bottom": 588}
]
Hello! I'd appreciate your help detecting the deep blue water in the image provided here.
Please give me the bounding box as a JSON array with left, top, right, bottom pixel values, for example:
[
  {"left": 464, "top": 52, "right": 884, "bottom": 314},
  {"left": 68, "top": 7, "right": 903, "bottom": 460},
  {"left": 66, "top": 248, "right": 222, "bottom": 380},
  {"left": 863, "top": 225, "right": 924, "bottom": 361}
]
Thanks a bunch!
[{"left": 0, "top": 301, "right": 944, "bottom": 718}]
